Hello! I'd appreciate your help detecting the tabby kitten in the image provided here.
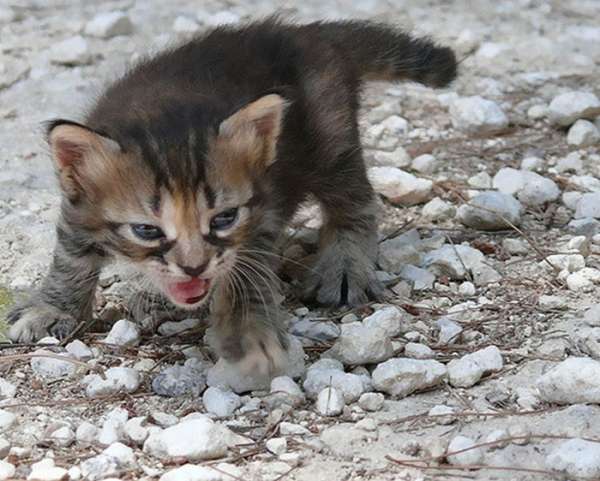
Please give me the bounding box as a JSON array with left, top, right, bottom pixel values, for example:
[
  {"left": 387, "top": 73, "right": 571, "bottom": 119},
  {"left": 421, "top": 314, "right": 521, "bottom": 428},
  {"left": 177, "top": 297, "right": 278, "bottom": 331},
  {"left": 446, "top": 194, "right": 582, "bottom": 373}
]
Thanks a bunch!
[{"left": 8, "top": 19, "right": 456, "bottom": 374}]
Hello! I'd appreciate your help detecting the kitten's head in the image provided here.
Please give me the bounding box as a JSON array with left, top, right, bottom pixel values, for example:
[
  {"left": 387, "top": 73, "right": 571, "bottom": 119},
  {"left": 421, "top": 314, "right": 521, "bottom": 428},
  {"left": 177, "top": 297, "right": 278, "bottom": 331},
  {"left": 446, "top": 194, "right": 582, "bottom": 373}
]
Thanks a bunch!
[{"left": 49, "top": 94, "right": 287, "bottom": 309}]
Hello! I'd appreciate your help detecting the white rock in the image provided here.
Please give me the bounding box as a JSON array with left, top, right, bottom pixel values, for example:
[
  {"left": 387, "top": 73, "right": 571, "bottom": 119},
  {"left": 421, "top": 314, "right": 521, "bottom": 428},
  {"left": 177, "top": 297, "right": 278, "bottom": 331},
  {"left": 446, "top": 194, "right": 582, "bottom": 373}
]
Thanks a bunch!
[
  {"left": 378, "top": 229, "right": 423, "bottom": 272},
  {"left": 520, "top": 156, "right": 543, "bottom": 171},
  {"left": 502, "top": 238, "right": 529, "bottom": 255},
  {"left": 485, "top": 429, "right": 509, "bottom": 449},
  {"left": 575, "top": 192, "right": 600, "bottom": 219},
  {"left": 527, "top": 104, "right": 548, "bottom": 119},
  {"left": 450, "top": 96, "right": 508, "bottom": 133},
  {"left": 0, "top": 378, "right": 16, "bottom": 399},
  {"left": 316, "top": 387, "right": 345, "bottom": 416},
  {"left": 404, "top": 343, "right": 434, "bottom": 359},
  {"left": 467, "top": 171, "right": 492, "bottom": 188},
  {"left": 423, "top": 244, "right": 485, "bottom": 280},
  {"left": 80, "top": 454, "right": 120, "bottom": 480},
  {"left": 65, "top": 340, "right": 93, "bottom": 360},
  {"left": 548, "top": 91, "right": 600, "bottom": 126},
  {"left": 98, "top": 408, "right": 129, "bottom": 446},
  {"left": 206, "top": 335, "right": 304, "bottom": 393},
  {"left": 492, "top": 167, "right": 526, "bottom": 195},
  {"left": 309, "top": 359, "right": 344, "bottom": 372},
  {"left": 124, "top": 417, "right": 148, "bottom": 445},
  {"left": 428, "top": 405, "right": 456, "bottom": 425},
  {"left": 303, "top": 368, "right": 364, "bottom": 402},
  {"left": 76, "top": 422, "right": 99, "bottom": 444},
  {"left": 49, "top": 36, "right": 91, "bottom": 65},
  {"left": 152, "top": 362, "right": 206, "bottom": 397},
  {"left": 411, "top": 154, "right": 438, "bottom": 174},
  {"left": 537, "top": 357, "right": 600, "bottom": 404},
  {"left": 291, "top": 318, "right": 340, "bottom": 344},
  {"left": 422, "top": 197, "right": 456, "bottom": 222},
  {"left": 144, "top": 417, "right": 229, "bottom": 461},
  {"left": 457, "top": 192, "right": 522, "bottom": 230},
  {"left": 372, "top": 358, "right": 447, "bottom": 397},
  {"left": 455, "top": 29, "right": 479, "bottom": 53},
  {"left": 0, "top": 461, "right": 15, "bottom": 480},
  {"left": 324, "top": 321, "right": 393, "bottom": 365},
  {"left": 477, "top": 42, "right": 509, "bottom": 58},
  {"left": 266, "top": 437, "right": 288, "bottom": 456},
  {"left": 585, "top": 305, "right": 600, "bottom": 326},
  {"left": 0, "top": 55, "right": 30, "bottom": 90},
  {"left": 85, "top": 12, "right": 133, "bottom": 38},
  {"left": 83, "top": 367, "right": 141, "bottom": 397},
  {"left": 203, "top": 387, "right": 241, "bottom": 417},
  {"left": 27, "top": 458, "right": 68, "bottom": 481},
  {"left": 103, "top": 442, "right": 135, "bottom": 467},
  {"left": 567, "top": 268, "right": 600, "bottom": 291},
  {"left": 371, "top": 147, "right": 411, "bottom": 168},
  {"left": 260, "top": 461, "right": 293, "bottom": 481},
  {"left": 458, "top": 281, "right": 476, "bottom": 296},
  {"left": 103, "top": 319, "right": 141, "bottom": 346},
  {"left": 358, "top": 392, "right": 385, "bottom": 412},
  {"left": 538, "top": 295, "right": 567, "bottom": 310},
  {"left": 447, "top": 346, "right": 503, "bottom": 387},
  {"left": 367, "top": 116, "right": 409, "bottom": 149},
  {"left": 447, "top": 435, "right": 484, "bottom": 466},
  {"left": 516, "top": 172, "right": 560, "bottom": 206},
  {"left": 546, "top": 439, "right": 600, "bottom": 478},
  {"left": 31, "top": 349, "right": 77, "bottom": 379},
  {"left": 152, "top": 412, "right": 179, "bottom": 428},
  {"left": 355, "top": 418, "right": 378, "bottom": 432},
  {"left": 160, "top": 464, "right": 225, "bottom": 481},
  {"left": 568, "top": 120, "right": 600, "bottom": 147},
  {"left": 50, "top": 426, "right": 75, "bottom": 447},
  {"left": 368, "top": 167, "right": 433, "bottom": 206},
  {"left": 268, "top": 376, "right": 305, "bottom": 408},
  {"left": 571, "top": 175, "right": 600, "bottom": 192},
  {"left": 0, "top": 410, "right": 16, "bottom": 433},
  {"left": 67, "top": 466, "right": 81, "bottom": 480},
  {"left": 279, "top": 422, "right": 311, "bottom": 436},
  {"left": 399, "top": 265, "right": 435, "bottom": 290},
  {"left": 158, "top": 318, "right": 201, "bottom": 336},
  {"left": 557, "top": 152, "right": 583, "bottom": 174},
  {"left": 173, "top": 16, "right": 200, "bottom": 34},
  {"left": 436, "top": 318, "right": 463, "bottom": 344},
  {"left": 542, "top": 254, "right": 585, "bottom": 272}
]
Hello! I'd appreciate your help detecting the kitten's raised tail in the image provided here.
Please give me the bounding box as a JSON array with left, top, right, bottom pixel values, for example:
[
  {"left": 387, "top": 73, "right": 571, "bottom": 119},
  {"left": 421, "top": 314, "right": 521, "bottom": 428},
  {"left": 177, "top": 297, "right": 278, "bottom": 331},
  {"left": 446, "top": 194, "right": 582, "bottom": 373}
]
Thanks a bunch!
[{"left": 311, "top": 20, "right": 457, "bottom": 88}]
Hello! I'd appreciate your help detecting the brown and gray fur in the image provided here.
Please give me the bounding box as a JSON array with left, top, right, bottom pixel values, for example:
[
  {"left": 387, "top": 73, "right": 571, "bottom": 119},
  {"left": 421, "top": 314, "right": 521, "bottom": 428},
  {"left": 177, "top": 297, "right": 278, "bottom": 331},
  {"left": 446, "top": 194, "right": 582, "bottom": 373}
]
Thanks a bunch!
[{"left": 8, "top": 18, "right": 456, "bottom": 374}]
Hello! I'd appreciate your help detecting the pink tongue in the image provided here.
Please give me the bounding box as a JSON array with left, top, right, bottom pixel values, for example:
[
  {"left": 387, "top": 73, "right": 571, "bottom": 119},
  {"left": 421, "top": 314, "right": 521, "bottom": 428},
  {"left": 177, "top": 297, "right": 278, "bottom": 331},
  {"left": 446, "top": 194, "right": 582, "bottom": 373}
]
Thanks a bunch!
[{"left": 169, "top": 278, "right": 209, "bottom": 304}]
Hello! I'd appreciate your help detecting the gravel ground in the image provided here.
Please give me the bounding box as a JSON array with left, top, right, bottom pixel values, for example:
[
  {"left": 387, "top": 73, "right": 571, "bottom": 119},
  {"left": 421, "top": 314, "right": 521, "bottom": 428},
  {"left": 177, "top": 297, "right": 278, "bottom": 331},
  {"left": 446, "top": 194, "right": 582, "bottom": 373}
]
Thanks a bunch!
[{"left": 2, "top": 1, "right": 600, "bottom": 480}]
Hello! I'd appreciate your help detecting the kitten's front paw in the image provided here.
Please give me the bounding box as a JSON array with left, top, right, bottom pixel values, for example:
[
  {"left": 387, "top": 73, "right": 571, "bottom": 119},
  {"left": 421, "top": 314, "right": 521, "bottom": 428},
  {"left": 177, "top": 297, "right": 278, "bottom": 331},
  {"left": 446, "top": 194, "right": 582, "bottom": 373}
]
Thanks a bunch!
[
  {"left": 303, "top": 242, "right": 383, "bottom": 306},
  {"left": 7, "top": 300, "right": 77, "bottom": 343},
  {"left": 220, "top": 330, "right": 289, "bottom": 377}
]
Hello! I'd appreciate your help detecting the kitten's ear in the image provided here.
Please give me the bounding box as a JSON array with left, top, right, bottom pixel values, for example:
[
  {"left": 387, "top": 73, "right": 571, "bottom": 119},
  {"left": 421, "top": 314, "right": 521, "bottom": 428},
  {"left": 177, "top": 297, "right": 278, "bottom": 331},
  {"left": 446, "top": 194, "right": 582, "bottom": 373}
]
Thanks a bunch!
[
  {"left": 47, "top": 120, "right": 121, "bottom": 200},
  {"left": 218, "top": 94, "right": 288, "bottom": 168}
]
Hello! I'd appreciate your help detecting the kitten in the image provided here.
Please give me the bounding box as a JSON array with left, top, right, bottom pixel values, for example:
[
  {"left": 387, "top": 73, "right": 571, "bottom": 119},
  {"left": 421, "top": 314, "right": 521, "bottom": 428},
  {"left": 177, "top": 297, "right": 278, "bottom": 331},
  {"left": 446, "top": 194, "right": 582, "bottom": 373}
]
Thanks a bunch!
[{"left": 8, "top": 18, "right": 456, "bottom": 374}]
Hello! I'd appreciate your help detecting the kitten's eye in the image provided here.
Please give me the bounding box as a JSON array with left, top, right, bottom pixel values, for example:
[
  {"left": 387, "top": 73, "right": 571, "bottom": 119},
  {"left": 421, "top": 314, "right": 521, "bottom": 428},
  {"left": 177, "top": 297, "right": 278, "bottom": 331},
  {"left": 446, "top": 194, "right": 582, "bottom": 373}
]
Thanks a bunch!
[
  {"left": 210, "top": 208, "right": 239, "bottom": 231},
  {"left": 131, "top": 224, "right": 165, "bottom": 241}
]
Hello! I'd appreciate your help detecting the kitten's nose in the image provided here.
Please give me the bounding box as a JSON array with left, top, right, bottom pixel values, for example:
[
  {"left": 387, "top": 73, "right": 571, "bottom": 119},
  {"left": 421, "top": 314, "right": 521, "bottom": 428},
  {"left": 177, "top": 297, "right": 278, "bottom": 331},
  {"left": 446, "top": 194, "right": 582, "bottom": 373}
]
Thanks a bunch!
[{"left": 179, "top": 262, "right": 208, "bottom": 278}]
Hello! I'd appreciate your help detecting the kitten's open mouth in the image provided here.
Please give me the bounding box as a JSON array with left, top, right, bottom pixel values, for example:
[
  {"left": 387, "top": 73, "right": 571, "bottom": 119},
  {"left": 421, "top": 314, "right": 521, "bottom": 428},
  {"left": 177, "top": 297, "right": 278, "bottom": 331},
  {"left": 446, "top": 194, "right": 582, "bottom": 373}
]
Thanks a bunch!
[{"left": 165, "top": 278, "right": 211, "bottom": 306}]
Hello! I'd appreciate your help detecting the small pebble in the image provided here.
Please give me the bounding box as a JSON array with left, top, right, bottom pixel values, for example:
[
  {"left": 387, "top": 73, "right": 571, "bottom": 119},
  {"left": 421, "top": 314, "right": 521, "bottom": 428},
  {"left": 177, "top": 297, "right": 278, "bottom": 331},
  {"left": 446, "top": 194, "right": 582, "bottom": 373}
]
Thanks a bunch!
[
  {"left": 202, "top": 387, "right": 242, "bottom": 417},
  {"left": 447, "top": 435, "right": 484, "bottom": 466},
  {"left": 103, "top": 319, "right": 141, "bottom": 346},
  {"left": 316, "top": 387, "right": 345, "bottom": 416},
  {"left": 266, "top": 437, "right": 287, "bottom": 456}
]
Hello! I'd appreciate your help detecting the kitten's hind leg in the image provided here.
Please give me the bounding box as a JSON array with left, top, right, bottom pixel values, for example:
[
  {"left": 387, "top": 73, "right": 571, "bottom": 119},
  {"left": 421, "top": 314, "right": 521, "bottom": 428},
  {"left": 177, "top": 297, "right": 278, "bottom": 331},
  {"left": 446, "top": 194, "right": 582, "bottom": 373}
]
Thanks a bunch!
[{"left": 303, "top": 151, "right": 384, "bottom": 306}]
